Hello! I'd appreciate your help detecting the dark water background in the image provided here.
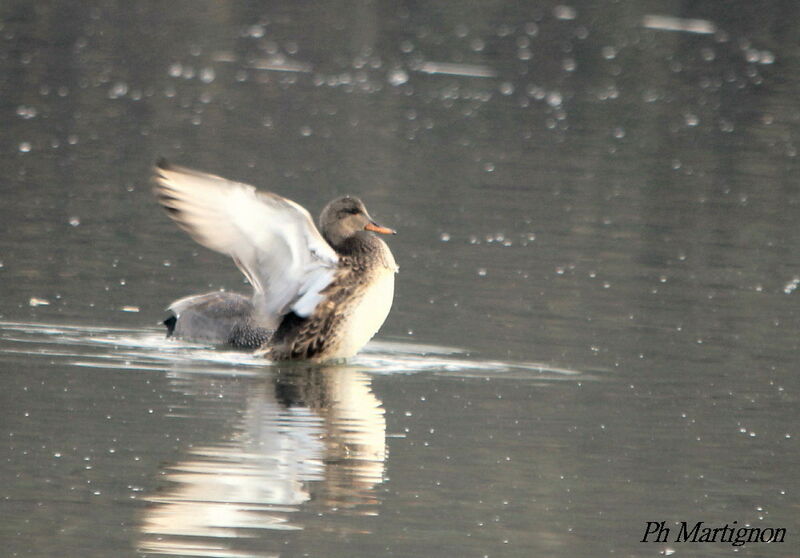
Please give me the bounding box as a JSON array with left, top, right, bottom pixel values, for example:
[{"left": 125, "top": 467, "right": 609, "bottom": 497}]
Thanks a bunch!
[{"left": 1, "top": 2, "right": 798, "bottom": 557}]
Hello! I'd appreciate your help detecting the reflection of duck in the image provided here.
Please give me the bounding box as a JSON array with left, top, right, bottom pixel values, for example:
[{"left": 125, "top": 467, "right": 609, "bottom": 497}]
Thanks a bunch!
[
  {"left": 154, "top": 160, "right": 398, "bottom": 361},
  {"left": 274, "top": 367, "right": 387, "bottom": 492},
  {"left": 139, "top": 364, "right": 387, "bottom": 556}
]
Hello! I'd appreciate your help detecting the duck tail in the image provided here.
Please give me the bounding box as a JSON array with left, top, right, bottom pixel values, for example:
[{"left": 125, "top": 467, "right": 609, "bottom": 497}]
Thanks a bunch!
[{"left": 163, "top": 314, "right": 177, "bottom": 337}]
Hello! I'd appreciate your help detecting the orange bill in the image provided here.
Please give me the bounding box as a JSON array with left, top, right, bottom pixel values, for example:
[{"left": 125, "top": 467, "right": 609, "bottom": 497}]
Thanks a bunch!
[{"left": 365, "top": 221, "right": 397, "bottom": 235}]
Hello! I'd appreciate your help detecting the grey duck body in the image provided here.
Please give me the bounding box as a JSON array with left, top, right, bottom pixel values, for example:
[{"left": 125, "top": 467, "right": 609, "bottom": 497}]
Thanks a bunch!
[{"left": 164, "top": 291, "right": 271, "bottom": 349}]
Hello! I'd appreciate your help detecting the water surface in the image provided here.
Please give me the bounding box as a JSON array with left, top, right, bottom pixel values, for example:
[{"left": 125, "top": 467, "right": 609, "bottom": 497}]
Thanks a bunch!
[{"left": 1, "top": 2, "right": 798, "bottom": 557}]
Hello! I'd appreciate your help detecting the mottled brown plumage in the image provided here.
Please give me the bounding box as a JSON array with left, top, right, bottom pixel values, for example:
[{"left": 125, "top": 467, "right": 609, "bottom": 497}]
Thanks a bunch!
[{"left": 265, "top": 242, "right": 383, "bottom": 360}]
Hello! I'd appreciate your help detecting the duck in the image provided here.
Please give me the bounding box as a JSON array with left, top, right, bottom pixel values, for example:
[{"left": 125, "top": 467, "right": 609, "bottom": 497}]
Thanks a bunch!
[{"left": 153, "top": 159, "right": 398, "bottom": 361}]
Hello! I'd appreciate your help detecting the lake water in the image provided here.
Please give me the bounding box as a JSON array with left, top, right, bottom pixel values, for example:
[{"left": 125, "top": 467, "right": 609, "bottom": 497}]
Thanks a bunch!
[{"left": 1, "top": 2, "right": 798, "bottom": 557}]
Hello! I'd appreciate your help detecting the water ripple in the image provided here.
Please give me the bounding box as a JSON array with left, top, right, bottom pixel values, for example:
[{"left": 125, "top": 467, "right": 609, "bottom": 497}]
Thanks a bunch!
[{"left": 0, "top": 320, "right": 592, "bottom": 380}]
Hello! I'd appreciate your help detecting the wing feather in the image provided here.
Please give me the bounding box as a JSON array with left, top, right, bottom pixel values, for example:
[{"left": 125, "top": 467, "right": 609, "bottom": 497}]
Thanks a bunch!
[{"left": 154, "top": 159, "right": 338, "bottom": 325}]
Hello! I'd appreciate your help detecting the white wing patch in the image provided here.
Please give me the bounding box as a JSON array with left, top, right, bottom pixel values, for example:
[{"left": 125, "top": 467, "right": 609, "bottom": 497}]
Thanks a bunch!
[{"left": 291, "top": 268, "right": 336, "bottom": 317}]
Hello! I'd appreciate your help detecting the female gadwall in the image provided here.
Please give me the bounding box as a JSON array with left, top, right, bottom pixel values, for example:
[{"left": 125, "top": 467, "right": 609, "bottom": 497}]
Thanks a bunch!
[{"left": 154, "top": 159, "right": 397, "bottom": 361}]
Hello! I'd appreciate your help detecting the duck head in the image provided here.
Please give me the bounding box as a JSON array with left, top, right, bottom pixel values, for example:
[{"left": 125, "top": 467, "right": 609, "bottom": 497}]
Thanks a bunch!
[{"left": 319, "top": 196, "right": 396, "bottom": 248}]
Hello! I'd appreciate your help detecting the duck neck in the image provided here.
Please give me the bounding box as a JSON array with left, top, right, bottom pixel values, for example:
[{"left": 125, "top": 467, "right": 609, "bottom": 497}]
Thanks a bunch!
[{"left": 334, "top": 231, "right": 382, "bottom": 257}]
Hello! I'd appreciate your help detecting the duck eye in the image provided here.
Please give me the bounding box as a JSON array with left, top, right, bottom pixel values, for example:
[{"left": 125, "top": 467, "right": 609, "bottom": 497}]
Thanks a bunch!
[{"left": 346, "top": 207, "right": 360, "bottom": 215}]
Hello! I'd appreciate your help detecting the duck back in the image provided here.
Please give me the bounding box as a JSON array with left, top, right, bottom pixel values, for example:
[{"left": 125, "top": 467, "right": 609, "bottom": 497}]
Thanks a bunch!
[{"left": 165, "top": 291, "right": 272, "bottom": 349}]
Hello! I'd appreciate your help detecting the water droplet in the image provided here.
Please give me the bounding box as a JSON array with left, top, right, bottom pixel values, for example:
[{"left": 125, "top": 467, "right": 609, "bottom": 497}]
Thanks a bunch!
[
  {"left": 601, "top": 46, "right": 617, "bottom": 60},
  {"left": 439, "top": 232, "right": 451, "bottom": 242},
  {"left": 108, "top": 81, "right": 128, "bottom": 98},
  {"left": 499, "top": 82, "right": 514, "bottom": 95},
  {"left": 388, "top": 69, "right": 408, "bottom": 86},
  {"left": 759, "top": 50, "right": 775, "bottom": 64},
  {"left": 68, "top": 216, "right": 80, "bottom": 227},
  {"left": 483, "top": 162, "right": 495, "bottom": 172},
  {"left": 247, "top": 24, "right": 265, "bottom": 38},
  {"left": 19, "top": 142, "right": 31, "bottom": 153},
  {"left": 264, "top": 40, "right": 279, "bottom": 55},
  {"left": 16, "top": 105, "right": 37, "bottom": 119},
  {"left": 477, "top": 268, "right": 487, "bottom": 276},
  {"left": 546, "top": 91, "right": 562, "bottom": 107},
  {"left": 200, "top": 67, "right": 215, "bottom": 83},
  {"left": 553, "top": 5, "right": 577, "bottom": 20},
  {"left": 491, "top": 24, "right": 510, "bottom": 38}
]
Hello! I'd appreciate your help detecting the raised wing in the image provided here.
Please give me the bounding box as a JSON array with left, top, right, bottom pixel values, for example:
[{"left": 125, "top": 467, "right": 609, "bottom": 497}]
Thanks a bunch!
[{"left": 154, "top": 159, "right": 338, "bottom": 325}]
